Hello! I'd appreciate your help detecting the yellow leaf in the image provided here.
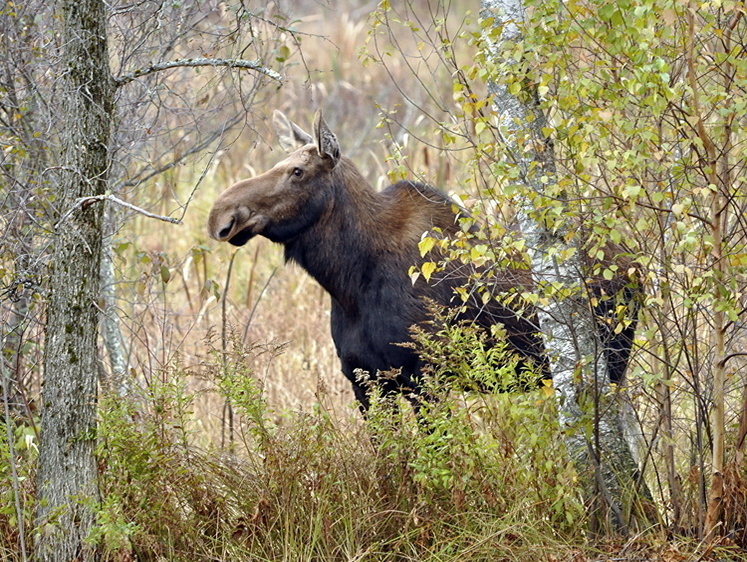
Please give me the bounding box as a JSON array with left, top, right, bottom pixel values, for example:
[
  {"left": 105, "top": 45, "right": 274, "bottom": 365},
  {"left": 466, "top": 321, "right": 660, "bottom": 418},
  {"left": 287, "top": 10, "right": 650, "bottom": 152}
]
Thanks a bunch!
[
  {"left": 418, "top": 236, "right": 436, "bottom": 257},
  {"left": 541, "top": 379, "right": 555, "bottom": 399},
  {"left": 421, "top": 261, "right": 437, "bottom": 282},
  {"left": 455, "top": 286, "right": 469, "bottom": 302}
]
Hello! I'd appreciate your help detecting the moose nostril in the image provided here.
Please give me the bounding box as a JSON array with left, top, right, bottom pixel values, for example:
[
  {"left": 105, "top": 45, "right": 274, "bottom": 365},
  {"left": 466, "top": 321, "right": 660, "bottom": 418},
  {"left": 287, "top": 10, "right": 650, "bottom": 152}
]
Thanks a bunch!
[{"left": 218, "top": 217, "right": 235, "bottom": 240}]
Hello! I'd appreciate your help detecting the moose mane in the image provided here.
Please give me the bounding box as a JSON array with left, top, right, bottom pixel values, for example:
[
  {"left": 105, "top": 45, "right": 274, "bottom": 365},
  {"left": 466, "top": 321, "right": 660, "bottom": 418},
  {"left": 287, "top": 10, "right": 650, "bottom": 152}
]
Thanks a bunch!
[{"left": 283, "top": 156, "right": 459, "bottom": 313}]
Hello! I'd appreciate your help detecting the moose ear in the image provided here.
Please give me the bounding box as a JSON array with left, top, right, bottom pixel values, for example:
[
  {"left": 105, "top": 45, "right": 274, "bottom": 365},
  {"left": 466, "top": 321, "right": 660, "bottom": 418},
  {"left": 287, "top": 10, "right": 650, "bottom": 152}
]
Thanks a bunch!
[
  {"left": 313, "top": 110, "right": 340, "bottom": 165},
  {"left": 273, "top": 110, "right": 313, "bottom": 152}
]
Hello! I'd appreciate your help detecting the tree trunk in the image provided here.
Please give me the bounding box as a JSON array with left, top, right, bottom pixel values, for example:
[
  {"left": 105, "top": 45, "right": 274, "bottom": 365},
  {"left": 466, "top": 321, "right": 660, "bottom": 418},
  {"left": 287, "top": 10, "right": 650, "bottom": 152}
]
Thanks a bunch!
[
  {"left": 35, "top": 0, "right": 113, "bottom": 559},
  {"left": 699, "top": 6, "right": 730, "bottom": 537},
  {"left": 481, "top": 0, "right": 653, "bottom": 535},
  {"left": 101, "top": 203, "right": 131, "bottom": 397}
]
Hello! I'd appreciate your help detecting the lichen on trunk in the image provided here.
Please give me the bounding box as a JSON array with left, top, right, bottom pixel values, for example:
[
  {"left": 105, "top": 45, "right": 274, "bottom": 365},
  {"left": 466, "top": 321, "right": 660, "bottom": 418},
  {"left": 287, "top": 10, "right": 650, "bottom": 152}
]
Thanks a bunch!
[{"left": 34, "top": 0, "right": 114, "bottom": 559}]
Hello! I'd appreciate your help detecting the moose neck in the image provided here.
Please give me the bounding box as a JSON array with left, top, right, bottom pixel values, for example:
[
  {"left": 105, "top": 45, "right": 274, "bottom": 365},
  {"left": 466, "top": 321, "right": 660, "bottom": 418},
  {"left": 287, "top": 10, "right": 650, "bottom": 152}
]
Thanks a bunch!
[{"left": 283, "top": 159, "right": 399, "bottom": 313}]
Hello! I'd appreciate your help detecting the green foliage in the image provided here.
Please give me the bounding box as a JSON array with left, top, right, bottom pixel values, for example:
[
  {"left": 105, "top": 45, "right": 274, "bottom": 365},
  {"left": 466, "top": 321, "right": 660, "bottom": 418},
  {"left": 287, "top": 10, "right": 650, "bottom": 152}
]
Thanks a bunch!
[
  {"left": 82, "top": 335, "right": 588, "bottom": 560},
  {"left": 512, "top": 0, "right": 747, "bottom": 318},
  {"left": 0, "top": 417, "right": 36, "bottom": 557},
  {"left": 411, "top": 307, "right": 530, "bottom": 392},
  {"left": 511, "top": 8, "right": 747, "bottom": 538},
  {"left": 364, "top": 0, "right": 747, "bottom": 543}
]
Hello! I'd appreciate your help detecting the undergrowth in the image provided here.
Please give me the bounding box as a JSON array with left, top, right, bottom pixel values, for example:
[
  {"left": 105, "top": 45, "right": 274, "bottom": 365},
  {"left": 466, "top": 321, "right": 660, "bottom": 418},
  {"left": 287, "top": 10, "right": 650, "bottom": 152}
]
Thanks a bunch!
[
  {"left": 88, "top": 335, "right": 584, "bottom": 561},
  {"left": 3, "top": 334, "right": 746, "bottom": 560}
]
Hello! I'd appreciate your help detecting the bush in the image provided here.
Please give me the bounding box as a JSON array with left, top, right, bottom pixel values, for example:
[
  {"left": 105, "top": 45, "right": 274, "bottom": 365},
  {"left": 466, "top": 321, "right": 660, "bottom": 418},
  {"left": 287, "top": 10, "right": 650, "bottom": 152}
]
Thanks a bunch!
[{"left": 90, "top": 335, "right": 584, "bottom": 561}]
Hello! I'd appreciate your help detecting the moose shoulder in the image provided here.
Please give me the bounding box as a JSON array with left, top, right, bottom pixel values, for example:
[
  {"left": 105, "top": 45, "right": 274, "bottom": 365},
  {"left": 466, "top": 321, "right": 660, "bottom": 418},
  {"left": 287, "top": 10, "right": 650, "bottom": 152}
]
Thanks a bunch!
[{"left": 207, "top": 110, "right": 634, "bottom": 410}]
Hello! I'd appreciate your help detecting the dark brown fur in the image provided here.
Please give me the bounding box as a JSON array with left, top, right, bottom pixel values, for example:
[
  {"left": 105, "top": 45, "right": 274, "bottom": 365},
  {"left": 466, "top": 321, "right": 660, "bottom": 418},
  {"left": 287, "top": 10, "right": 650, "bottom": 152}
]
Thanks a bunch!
[{"left": 207, "top": 111, "right": 633, "bottom": 410}]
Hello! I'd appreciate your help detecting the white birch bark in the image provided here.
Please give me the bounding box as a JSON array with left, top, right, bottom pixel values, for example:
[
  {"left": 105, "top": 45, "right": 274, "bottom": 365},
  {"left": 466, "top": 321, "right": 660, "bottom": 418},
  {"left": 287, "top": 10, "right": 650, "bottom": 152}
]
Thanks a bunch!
[
  {"left": 481, "top": 0, "right": 649, "bottom": 534},
  {"left": 101, "top": 202, "right": 131, "bottom": 397}
]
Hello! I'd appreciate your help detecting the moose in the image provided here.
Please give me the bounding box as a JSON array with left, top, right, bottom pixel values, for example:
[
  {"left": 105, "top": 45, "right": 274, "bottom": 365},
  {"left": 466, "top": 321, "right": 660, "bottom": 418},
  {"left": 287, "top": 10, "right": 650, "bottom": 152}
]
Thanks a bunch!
[{"left": 207, "top": 110, "right": 636, "bottom": 410}]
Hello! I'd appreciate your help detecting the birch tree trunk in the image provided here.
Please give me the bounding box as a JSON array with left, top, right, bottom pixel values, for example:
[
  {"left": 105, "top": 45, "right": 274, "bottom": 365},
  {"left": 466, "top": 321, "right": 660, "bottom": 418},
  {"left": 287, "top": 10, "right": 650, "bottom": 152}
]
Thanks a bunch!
[
  {"left": 101, "top": 202, "right": 131, "bottom": 397},
  {"left": 481, "top": 0, "right": 652, "bottom": 535},
  {"left": 35, "top": 0, "right": 114, "bottom": 558}
]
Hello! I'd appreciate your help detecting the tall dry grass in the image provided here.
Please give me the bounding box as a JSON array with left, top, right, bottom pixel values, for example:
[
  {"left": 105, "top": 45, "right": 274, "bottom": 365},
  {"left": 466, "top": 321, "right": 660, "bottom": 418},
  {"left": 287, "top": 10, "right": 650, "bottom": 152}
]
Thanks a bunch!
[
  {"left": 2, "top": 1, "right": 746, "bottom": 559},
  {"left": 116, "top": 0, "right": 480, "bottom": 430}
]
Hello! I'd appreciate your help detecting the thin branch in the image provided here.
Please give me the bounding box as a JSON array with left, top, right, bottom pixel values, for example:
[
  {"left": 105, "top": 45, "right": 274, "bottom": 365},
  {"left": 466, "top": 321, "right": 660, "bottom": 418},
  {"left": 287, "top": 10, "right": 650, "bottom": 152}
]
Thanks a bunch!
[
  {"left": 0, "top": 348, "right": 28, "bottom": 562},
  {"left": 124, "top": 111, "right": 245, "bottom": 189},
  {"left": 55, "top": 194, "right": 182, "bottom": 230},
  {"left": 719, "top": 352, "right": 747, "bottom": 368},
  {"left": 243, "top": 267, "right": 277, "bottom": 344},
  {"left": 114, "top": 57, "right": 282, "bottom": 87}
]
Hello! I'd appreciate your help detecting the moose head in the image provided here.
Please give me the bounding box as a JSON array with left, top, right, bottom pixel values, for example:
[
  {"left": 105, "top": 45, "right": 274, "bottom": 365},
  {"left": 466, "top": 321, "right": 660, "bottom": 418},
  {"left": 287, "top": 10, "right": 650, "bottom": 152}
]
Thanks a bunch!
[{"left": 208, "top": 111, "right": 341, "bottom": 247}]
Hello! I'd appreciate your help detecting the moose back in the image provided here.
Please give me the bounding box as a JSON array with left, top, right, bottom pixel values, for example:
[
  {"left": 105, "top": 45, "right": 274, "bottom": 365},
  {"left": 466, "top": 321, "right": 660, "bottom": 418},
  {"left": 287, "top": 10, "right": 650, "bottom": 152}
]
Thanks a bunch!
[{"left": 207, "top": 111, "right": 633, "bottom": 410}]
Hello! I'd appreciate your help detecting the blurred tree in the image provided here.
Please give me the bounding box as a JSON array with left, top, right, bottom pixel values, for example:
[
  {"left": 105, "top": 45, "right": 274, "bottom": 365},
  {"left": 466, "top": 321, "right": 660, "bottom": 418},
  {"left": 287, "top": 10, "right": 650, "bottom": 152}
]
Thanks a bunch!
[{"left": 0, "top": 0, "right": 51, "bottom": 420}]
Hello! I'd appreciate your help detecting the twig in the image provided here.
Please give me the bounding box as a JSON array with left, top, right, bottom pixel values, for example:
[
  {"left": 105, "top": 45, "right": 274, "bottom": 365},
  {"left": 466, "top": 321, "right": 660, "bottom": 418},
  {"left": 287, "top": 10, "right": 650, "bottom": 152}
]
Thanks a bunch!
[
  {"left": 221, "top": 250, "right": 238, "bottom": 450},
  {"left": 0, "top": 349, "right": 28, "bottom": 562},
  {"left": 55, "top": 194, "right": 182, "bottom": 230},
  {"left": 719, "top": 351, "right": 747, "bottom": 367},
  {"left": 242, "top": 267, "right": 277, "bottom": 343},
  {"left": 114, "top": 57, "right": 282, "bottom": 87},
  {"left": 123, "top": 112, "right": 244, "bottom": 189}
]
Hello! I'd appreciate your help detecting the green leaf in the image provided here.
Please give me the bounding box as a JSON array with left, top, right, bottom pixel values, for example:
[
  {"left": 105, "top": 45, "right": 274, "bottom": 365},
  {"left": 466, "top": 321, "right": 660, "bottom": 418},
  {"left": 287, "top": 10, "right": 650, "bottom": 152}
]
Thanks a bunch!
[
  {"left": 160, "top": 265, "right": 171, "bottom": 284},
  {"left": 624, "top": 184, "right": 642, "bottom": 199},
  {"left": 275, "top": 45, "right": 291, "bottom": 62}
]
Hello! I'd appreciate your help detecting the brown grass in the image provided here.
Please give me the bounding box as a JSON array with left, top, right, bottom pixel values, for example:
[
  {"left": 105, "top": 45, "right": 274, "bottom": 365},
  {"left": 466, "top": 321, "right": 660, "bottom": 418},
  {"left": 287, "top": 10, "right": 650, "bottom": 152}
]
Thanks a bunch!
[
  {"left": 3, "top": 1, "right": 747, "bottom": 559},
  {"left": 116, "top": 0, "right": 480, "bottom": 430}
]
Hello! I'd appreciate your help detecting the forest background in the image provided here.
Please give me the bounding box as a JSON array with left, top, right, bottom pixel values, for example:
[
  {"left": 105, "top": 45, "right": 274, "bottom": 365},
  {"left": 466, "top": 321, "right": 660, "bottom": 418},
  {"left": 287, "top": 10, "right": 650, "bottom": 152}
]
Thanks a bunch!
[{"left": 2, "top": 0, "right": 747, "bottom": 560}]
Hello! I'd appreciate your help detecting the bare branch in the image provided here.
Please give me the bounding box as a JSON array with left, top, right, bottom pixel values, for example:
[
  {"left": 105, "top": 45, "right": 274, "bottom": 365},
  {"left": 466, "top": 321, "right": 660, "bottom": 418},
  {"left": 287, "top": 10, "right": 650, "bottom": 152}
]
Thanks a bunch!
[
  {"left": 114, "top": 57, "right": 282, "bottom": 87},
  {"left": 719, "top": 352, "right": 747, "bottom": 367},
  {"left": 123, "top": 112, "right": 245, "bottom": 189},
  {"left": 55, "top": 194, "right": 182, "bottom": 230}
]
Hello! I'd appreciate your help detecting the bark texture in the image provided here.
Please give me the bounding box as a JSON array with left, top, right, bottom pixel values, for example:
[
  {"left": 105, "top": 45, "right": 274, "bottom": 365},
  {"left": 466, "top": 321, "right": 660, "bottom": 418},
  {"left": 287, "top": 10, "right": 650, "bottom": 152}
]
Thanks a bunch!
[
  {"left": 35, "top": 0, "right": 114, "bottom": 559},
  {"left": 481, "top": 0, "right": 652, "bottom": 535}
]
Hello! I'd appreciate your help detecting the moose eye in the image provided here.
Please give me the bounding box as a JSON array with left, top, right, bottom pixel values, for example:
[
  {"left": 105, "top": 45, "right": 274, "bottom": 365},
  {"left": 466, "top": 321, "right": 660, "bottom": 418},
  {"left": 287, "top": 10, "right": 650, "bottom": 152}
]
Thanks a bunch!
[{"left": 292, "top": 167, "right": 303, "bottom": 178}]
